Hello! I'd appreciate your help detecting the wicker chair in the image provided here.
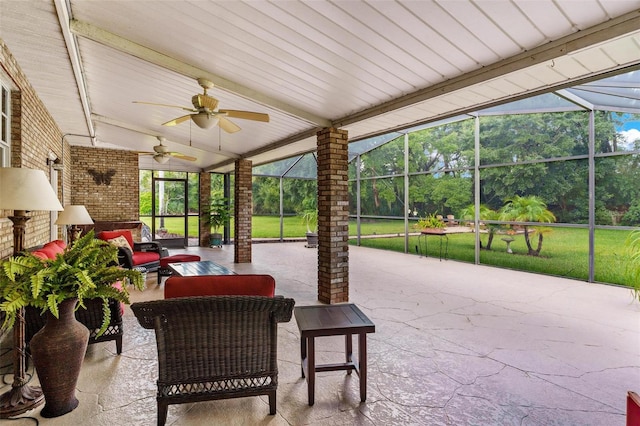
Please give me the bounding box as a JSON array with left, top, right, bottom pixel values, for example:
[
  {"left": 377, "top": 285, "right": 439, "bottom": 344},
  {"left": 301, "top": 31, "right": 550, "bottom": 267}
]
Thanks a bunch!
[
  {"left": 25, "top": 297, "right": 125, "bottom": 354},
  {"left": 132, "top": 295, "right": 295, "bottom": 426}
]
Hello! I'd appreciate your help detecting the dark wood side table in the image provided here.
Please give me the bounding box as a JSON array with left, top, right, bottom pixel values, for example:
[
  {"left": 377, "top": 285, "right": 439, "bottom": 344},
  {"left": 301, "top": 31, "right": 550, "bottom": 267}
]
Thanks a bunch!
[
  {"left": 167, "top": 260, "right": 235, "bottom": 277},
  {"left": 294, "top": 303, "right": 375, "bottom": 406}
]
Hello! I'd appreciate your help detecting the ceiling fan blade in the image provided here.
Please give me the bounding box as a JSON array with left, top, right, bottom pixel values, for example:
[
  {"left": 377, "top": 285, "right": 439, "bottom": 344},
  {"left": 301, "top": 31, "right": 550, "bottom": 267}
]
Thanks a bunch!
[
  {"left": 219, "top": 109, "right": 269, "bottom": 122},
  {"left": 162, "top": 114, "right": 193, "bottom": 126},
  {"left": 170, "top": 152, "right": 197, "bottom": 161},
  {"left": 218, "top": 117, "right": 241, "bottom": 133},
  {"left": 133, "top": 101, "right": 196, "bottom": 112}
]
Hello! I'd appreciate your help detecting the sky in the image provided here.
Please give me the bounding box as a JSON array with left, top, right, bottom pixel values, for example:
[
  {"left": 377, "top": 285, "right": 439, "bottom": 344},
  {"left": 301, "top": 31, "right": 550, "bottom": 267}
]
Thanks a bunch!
[{"left": 617, "top": 118, "right": 640, "bottom": 149}]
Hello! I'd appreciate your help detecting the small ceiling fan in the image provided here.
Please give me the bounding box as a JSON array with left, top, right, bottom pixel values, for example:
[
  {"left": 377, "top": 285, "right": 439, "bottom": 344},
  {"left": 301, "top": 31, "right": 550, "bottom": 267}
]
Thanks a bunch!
[
  {"left": 134, "top": 78, "right": 269, "bottom": 133},
  {"left": 137, "top": 137, "right": 197, "bottom": 164}
]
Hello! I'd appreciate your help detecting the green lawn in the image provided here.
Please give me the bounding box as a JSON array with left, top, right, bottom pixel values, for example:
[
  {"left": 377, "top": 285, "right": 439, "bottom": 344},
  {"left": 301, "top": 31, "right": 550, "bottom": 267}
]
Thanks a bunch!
[
  {"left": 353, "top": 227, "right": 634, "bottom": 287},
  {"left": 140, "top": 215, "right": 634, "bottom": 287}
]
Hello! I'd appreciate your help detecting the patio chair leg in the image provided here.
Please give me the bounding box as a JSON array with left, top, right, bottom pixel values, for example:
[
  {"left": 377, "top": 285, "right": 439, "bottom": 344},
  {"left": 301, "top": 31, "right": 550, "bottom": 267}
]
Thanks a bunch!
[
  {"left": 115, "top": 336, "right": 123, "bottom": 354},
  {"left": 157, "top": 400, "right": 168, "bottom": 426},
  {"left": 268, "top": 390, "right": 276, "bottom": 415}
]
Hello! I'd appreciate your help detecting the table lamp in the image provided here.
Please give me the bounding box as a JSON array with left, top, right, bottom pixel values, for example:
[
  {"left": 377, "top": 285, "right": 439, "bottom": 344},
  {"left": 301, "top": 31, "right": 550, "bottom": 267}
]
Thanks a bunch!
[
  {"left": 55, "top": 205, "right": 94, "bottom": 244},
  {"left": 0, "top": 167, "right": 64, "bottom": 418}
]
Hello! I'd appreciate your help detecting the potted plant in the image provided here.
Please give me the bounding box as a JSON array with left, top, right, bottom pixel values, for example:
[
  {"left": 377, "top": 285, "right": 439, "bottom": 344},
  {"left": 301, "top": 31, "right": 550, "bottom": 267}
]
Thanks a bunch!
[
  {"left": 0, "top": 231, "right": 143, "bottom": 418},
  {"left": 300, "top": 209, "right": 318, "bottom": 248},
  {"left": 205, "top": 197, "right": 231, "bottom": 248},
  {"left": 415, "top": 212, "right": 446, "bottom": 234}
]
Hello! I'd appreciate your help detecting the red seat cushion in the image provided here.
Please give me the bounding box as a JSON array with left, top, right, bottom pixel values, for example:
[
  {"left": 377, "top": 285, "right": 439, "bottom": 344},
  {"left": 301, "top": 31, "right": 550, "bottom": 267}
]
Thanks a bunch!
[
  {"left": 160, "top": 254, "right": 201, "bottom": 267},
  {"left": 98, "top": 230, "right": 134, "bottom": 249},
  {"left": 164, "top": 274, "right": 275, "bottom": 299},
  {"left": 132, "top": 251, "right": 160, "bottom": 265},
  {"left": 629, "top": 391, "right": 640, "bottom": 426}
]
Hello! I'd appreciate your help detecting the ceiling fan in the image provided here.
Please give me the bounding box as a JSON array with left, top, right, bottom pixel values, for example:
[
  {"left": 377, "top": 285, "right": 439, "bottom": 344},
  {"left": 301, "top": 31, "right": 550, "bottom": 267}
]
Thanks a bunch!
[
  {"left": 134, "top": 78, "right": 269, "bottom": 133},
  {"left": 137, "top": 137, "right": 197, "bottom": 164}
]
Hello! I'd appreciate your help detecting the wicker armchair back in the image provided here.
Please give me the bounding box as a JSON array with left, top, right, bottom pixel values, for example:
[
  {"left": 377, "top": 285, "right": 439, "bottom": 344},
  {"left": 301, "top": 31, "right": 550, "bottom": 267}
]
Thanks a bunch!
[{"left": 131, "top": 295, "right": 295, "bottom": 426}]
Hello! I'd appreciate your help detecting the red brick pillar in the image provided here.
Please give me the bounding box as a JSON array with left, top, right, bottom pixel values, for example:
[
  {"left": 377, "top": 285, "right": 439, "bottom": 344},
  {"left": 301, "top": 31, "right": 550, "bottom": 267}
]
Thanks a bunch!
[
  {"left": 234, "top": 159, "right": 252, "bottom": 263},
  {"left": 317, "top": 127, "right": 349, "bottom": 304},
  {"left": 199, "top": 172, "right": 211, "bottom": 247}
]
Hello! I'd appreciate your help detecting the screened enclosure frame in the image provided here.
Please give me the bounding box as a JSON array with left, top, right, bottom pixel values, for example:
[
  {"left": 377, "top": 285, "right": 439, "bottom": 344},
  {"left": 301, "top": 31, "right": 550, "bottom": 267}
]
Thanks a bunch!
[{"left": 249, "top": 69, "right": 640, "bottom": 285}]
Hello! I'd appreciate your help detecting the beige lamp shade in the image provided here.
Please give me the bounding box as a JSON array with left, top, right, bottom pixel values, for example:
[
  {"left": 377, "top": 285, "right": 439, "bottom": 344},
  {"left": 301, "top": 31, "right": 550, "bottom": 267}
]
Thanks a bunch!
[
  {"left": 0, "top": 167, "right": 63, "bottom": 211},
  {"left": 55, "top": 205, "right": 94, "bottom": 225}
]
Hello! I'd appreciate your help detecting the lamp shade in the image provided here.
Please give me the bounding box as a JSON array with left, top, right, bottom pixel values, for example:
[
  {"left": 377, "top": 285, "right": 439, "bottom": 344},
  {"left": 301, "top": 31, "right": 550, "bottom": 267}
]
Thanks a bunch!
[
  {"left": 55, "top": 205, "right": 94, "bottom": 225},
  {"left": 0, "top": 167, "right": 63, "bottom": 211}
]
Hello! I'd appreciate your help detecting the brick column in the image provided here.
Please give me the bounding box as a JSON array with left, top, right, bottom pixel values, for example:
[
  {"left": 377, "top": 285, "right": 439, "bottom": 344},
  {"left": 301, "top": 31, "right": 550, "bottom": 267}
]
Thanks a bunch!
[
  {"left": 317, "top": 127, "right": 349, "bottom": 304},
  {"left": 234, "top": 159, "right": 252, "bottom": 263},
  {"left": 199, "top": 172, "right": 211, "bottom": 247}
]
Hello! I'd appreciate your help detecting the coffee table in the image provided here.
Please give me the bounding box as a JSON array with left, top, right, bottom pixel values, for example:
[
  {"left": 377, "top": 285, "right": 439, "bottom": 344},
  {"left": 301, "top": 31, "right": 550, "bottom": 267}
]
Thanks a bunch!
[
  {"left": 167, "top": 260, "right": 235, "bottom": 277},
  {"left": 294, "top": 303, "right": 375, "bottom": 405}
]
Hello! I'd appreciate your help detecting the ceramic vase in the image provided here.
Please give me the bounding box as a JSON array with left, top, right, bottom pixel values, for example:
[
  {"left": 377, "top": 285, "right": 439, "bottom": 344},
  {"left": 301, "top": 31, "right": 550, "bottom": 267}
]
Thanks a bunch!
[{"left": 30, "top": 298, "right": 89, "bottom": 418}]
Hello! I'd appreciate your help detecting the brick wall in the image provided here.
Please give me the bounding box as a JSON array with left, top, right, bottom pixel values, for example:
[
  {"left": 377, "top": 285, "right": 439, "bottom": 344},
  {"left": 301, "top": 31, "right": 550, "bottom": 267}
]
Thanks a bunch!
[
  {"left": 70, "top": 147, "right": 139, "bottom": 222},
  {"left": 1, "top": 39, "right": 67, "bottom": 258},
  {"left": 234, "top": 159, "right": 252, "bottom": 263},
  {"left": 317, "top": 127, "right": 349, "bottom": 304}
]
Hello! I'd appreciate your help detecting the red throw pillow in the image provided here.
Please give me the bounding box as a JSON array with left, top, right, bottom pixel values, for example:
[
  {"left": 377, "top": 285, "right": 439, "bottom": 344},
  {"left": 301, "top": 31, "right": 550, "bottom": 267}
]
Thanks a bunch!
[
  {"left": 43, "top": 241, "right": 65, "bottom": 256},
  {"left": 50, "top": 240, "right": 66, "bottom": 250},
  {"left": 31, "top": 250, "right": 50, "bottom": 260}
]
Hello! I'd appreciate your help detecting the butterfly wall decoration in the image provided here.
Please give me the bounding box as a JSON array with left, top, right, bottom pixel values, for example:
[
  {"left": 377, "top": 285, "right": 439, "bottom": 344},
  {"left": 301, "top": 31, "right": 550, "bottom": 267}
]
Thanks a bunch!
[{"left": 87, "top": 169, "right": 116, "bottom": 186}]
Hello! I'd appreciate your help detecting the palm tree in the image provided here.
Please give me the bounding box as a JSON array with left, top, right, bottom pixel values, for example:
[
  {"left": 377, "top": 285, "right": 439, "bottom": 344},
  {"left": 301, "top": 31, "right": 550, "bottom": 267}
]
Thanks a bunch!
[
  {"left": 459, "top": 204, "right": 501, "bottom": 250},
  {"left": 500, "top": 195, "right": 556, "bottom": 256},
  {"left": 626, "top": 230, "right": 640, "bottom": 302}
]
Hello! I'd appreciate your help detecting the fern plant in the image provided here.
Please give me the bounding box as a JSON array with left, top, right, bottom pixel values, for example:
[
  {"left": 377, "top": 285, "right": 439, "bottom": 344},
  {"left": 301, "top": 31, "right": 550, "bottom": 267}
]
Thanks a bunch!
[{"left": 0, "top": 230, "right": 144, "bottom": 335}]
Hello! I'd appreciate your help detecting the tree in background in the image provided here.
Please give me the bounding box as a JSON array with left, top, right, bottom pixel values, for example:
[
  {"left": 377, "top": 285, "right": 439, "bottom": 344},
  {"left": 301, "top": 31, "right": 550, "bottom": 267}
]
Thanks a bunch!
[
  {"left": 407, "top": 120, "right": 474, "bottom": 217},
  {"left": 500, "top": 195, "right": 556, "bottom": 256},
  {"left": 459, "top": 204, "right": 501, "bottom": 250}
]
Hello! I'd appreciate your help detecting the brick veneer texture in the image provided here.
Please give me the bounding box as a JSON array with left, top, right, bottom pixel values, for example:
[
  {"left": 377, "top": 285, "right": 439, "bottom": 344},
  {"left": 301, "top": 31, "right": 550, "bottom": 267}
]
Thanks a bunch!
[
  {"left": 234, "top": 159, "right": 252, "bottom": 263},
  {"left": 1, "top": 39, "right": 67, "bottom": 258},
  {"left": 70, "top": 147, "right": 140, "bottom": 226},
  {"left": 316, "top": 127, "right": 349, "bottom": 304}
]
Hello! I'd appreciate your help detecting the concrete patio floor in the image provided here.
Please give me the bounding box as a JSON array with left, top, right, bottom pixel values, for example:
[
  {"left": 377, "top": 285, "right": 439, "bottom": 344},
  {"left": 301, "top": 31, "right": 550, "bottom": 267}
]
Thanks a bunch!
[{"left": 3, "top": 242, "right": 639, "bottom": 425}]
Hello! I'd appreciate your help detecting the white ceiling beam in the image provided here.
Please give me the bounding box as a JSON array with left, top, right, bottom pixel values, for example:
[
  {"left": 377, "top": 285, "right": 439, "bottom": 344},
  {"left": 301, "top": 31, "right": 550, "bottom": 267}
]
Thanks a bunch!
[
  {"left": 69, "top": 19, "right": 331, "bottom": 128},
  {"left": 91, "top": 114, "right": 162, "bottom": 139},
  {"left": 204, "top": 128, "right": 319, "bottom": 172},
  {"left": 91, "top": 114, "right": 240, "bottom": 160},
  {"left": 332, "top": 10, "right": 640, "bottom": 128},
  {"left": 53, "top": 0, "right": 96, "bottom": 145},
  {"left": 555, "top": 89, "right": 595, "bottom": 110}
]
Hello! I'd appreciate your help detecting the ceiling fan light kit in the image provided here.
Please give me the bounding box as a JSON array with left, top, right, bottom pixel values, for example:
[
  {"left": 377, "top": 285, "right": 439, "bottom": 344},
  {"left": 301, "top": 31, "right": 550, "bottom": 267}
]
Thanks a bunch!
[
  {"left": 191, "top": 112, "right": 219, "bottom": 129},
  {"left": 153, "top": 154, "right": 170, "bottom": 164},
  {"left": 135, "top": 78, "right": 269, "bottom": 134},
  {"left": 137, "top": 136, "right": 197, "bottom": 164}
]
